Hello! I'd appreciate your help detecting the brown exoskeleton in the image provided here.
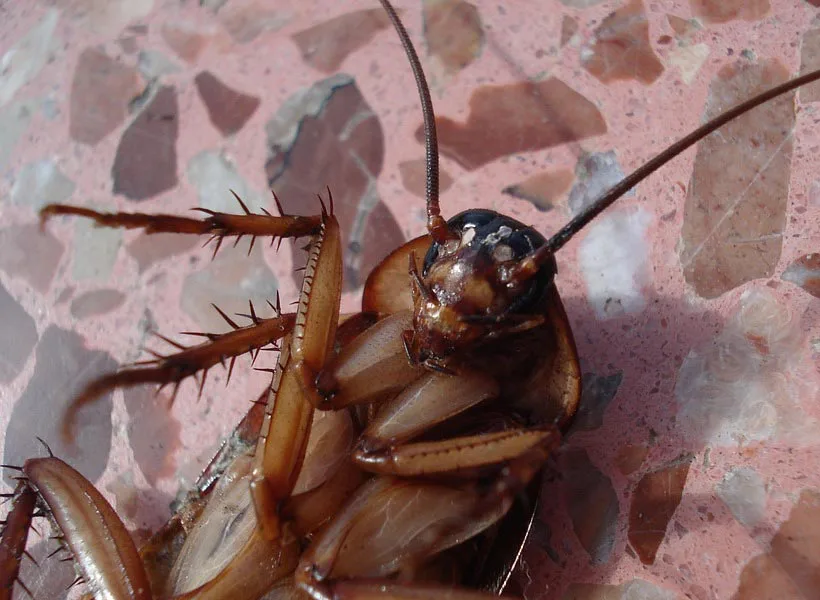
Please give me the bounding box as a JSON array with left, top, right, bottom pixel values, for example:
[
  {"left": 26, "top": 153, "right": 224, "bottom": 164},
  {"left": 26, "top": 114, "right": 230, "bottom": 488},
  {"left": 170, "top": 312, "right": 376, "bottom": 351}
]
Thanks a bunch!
[{"left": 2, "top": 1, "right": 819, "bottom": 599}]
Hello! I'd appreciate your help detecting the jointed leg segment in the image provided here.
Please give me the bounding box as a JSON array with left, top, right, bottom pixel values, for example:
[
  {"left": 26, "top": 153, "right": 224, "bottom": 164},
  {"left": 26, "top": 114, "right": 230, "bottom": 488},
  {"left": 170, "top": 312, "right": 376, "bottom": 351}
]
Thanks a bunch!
[
  {"left": 295, "top": 443, "right": 555, "bottom": 600},
  {"left": 17, "top": 178, "right": 561, "bottom": 600},
  {"left": 46, "top": 189, "right": 336, "bottom": 444},
  {"left": 60, "top": 308, "right": 297, "bottom": 444},
  {"left": 0, "top": 482, "right": 36, "bottom": 600},
  {"left": 40, "top": 191, "right": 326, "bottom": 258},
  {"left": 250, "top": 212, "right": 344, "bottom": 541}
]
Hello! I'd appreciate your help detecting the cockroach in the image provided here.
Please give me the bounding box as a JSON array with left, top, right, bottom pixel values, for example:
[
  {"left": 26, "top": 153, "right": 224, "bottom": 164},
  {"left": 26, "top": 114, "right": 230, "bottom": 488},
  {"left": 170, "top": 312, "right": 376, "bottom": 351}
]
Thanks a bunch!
[{"left": 1, "top": 1, "right": 818, "bottom": 599}]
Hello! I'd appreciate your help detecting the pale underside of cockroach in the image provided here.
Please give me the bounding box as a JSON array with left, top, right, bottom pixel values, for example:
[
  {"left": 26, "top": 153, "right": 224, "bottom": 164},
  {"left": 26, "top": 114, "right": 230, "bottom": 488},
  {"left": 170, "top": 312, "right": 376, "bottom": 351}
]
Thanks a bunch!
[{"left": 2, "top": 1, "right": 820, "bottom": 600}]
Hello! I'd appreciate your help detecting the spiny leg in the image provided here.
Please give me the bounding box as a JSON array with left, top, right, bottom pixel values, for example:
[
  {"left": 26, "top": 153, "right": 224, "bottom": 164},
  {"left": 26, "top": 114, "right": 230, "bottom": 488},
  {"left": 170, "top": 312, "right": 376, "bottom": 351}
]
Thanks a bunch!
[
  {"left": 40, "top": 189, "right": 331, "bottom": 258},
  {"left": 0, "top": 481, "right": 37, "bottom": 600},
  {"left": 60, "top": 304, "right": 296, "bottom": 444},
  {"left": 250, "top": 213, "right": 344, "bottom": 541},
  {"left": 16, "top": 457, "right": 153, "bottom": 600},
  {"left": 11, "top": 455, "right": 299, "bottom": 600},
  {"left": 59, "top": 301, "right": 375, "bottom": 445}
]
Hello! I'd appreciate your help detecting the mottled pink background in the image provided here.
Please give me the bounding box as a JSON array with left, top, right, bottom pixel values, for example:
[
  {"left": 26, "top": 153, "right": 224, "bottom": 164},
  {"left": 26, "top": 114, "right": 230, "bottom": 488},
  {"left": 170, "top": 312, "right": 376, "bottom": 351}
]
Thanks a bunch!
[{"left": 1, "top": 1, "right": 819, "bottom": 599}]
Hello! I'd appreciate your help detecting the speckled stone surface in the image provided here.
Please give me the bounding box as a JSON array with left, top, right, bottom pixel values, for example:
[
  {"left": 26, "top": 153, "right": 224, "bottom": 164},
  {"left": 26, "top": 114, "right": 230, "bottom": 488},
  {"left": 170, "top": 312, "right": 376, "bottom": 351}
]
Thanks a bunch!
[{"left": 1, "top": 1, "right": 819, "bottom": 599}]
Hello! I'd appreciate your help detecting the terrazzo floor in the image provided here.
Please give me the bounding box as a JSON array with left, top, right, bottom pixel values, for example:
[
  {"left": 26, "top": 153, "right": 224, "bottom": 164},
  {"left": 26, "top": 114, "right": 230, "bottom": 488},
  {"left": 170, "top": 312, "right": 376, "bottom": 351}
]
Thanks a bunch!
[{"left": 1, "top": 1, "right": 819, "bottom": 599}]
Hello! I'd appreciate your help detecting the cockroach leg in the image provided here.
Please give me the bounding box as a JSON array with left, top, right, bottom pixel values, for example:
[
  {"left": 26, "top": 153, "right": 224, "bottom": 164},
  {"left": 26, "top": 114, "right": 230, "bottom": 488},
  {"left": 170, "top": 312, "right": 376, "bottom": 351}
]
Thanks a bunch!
[
  {"left": 295, "top": 443, "right": 554, "bottom": 600},
  {"left": 21, "top": 457, "right": 153, "bottom": 600},
  {"left": 353, "top": 427, "right": 559, "bottom": 478},
  {"left": 314, "top": 311, "right": 425, "bottom": 411},
  {"left": 0, "top": 481, "right": 36, "bottom": 600},
  {"left": 60, "top": 310, "right": 297, "bottom": 444},
  {"left": 357, "top": 369, "right": 500, "bottom": 450},
  {"left": 39, "top": 190, "right": 324, "bottom": 258},
  {"left": 250, "top": 212, "right": 343, "bottom": 541},
  {"left": 42, "top": 189, "right": 340, "bottom": 445}
]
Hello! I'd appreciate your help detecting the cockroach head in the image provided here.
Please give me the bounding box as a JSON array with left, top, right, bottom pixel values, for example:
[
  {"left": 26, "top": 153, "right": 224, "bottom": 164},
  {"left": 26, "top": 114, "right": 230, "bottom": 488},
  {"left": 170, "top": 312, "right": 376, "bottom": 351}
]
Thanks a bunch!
[{"left": 405, "top": 209, "right": 555, "bottom": 365}]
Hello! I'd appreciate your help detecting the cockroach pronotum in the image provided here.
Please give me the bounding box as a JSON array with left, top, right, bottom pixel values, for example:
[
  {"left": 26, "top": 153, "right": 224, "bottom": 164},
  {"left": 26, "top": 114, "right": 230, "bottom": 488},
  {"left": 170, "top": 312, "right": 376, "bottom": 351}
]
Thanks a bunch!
[{"left": 2, "top": 1, "right": 819, "bottom": 599}]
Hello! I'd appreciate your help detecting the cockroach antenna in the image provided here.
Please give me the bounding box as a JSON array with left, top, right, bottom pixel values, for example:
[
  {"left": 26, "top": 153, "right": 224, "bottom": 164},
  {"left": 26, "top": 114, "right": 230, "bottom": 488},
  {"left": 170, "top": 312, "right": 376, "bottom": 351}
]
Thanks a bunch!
[
  {"left": 378, "top": 0, "right": 452, "bottom": 245},
  {"left": 510, "top": 67, "right": 820, "bottom": 282}
]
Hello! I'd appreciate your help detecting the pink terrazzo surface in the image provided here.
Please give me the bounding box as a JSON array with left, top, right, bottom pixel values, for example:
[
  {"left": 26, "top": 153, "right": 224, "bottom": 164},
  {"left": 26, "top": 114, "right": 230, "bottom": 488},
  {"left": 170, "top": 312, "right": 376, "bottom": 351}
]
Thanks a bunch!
[{"left": 1, "top": 1, "right": 819, "bottom": 599}]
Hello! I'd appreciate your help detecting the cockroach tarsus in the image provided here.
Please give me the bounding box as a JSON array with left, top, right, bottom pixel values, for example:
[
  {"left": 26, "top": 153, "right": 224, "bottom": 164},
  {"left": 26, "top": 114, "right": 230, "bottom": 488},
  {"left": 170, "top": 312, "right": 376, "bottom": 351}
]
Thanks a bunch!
[{"left": 2, "top": 1, "right": 819, "bottom": 599}]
